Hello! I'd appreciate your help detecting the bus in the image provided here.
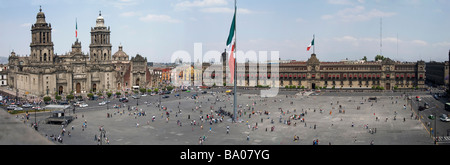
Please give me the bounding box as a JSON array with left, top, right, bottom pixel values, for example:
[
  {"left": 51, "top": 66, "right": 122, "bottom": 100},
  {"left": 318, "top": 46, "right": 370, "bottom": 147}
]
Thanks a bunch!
[{"left": 445, "top": 103, "right": 450, "bottom": 111}]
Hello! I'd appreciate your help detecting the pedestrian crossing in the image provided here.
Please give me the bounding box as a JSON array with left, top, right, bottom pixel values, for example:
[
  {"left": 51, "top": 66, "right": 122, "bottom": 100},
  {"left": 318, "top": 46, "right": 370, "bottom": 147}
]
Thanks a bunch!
[{"left": 435, "top": 136, "right": 450, "bottom": 142}]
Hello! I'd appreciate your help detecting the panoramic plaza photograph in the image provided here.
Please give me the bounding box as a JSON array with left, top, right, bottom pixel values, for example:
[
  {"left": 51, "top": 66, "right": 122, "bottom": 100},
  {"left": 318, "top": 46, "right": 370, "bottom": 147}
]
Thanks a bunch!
[{"left": 0, "top": 0, "right": 450, "bottom": 149}]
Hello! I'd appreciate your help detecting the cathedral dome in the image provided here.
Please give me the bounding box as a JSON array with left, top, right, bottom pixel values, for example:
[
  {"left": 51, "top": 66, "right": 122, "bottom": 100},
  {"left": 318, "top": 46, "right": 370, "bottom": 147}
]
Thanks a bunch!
[
  {"left": 96, "top": 11, "right": 105, "bottom": 27},
  {"left": 36, "top": 6, "right": 46, "bottom": 24},
  {"left": 113, "top": 45, "right": 129, "bottom": 60}
]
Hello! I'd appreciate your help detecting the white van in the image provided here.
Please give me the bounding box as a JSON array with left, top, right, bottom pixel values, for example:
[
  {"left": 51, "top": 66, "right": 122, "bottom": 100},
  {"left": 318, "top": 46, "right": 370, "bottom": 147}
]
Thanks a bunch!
[{"left": 440, "top": 114, "right": 450, "bottom": 122}]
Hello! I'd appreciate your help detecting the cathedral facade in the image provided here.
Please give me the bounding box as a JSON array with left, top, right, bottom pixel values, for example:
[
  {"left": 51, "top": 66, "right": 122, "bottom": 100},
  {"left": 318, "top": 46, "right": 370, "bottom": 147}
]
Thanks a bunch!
[{"left": 7, "top": 8, "right": 151, "bottom": 97}]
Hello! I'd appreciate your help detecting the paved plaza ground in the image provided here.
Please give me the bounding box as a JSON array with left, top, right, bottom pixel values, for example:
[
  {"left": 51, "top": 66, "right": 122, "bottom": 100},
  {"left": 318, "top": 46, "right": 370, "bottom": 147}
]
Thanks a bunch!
[{"left": 2, "top": 89, "right": 437, "bottom": 145}]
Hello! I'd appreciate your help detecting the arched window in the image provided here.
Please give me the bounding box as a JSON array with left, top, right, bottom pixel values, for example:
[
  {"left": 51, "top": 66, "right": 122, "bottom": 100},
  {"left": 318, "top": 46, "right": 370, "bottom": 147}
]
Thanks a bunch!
[
  {"left": 104, "top": 53, "right": 107, "bottom": 61},
  {"left": 43, "top": 53, "right": 47, "bottom": 61}
]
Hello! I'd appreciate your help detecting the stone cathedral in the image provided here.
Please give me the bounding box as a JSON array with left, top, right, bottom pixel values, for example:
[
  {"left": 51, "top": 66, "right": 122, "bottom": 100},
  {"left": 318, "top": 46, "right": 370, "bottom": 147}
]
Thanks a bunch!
[{"left": 7, "top": 8, "right": 151, "bottom": 97}]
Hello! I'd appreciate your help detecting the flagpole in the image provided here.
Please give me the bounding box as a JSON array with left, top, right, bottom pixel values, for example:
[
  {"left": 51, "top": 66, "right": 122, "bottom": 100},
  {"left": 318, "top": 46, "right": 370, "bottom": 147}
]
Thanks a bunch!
[
  {"left": 313, "top": 34, "right": 315, "bottom": 54},
  {"left": 233, "top": 0, "right": 237, "bottom": 122},
  {"left": 76, "top": 18, "right": 78, "bottom": 40}
]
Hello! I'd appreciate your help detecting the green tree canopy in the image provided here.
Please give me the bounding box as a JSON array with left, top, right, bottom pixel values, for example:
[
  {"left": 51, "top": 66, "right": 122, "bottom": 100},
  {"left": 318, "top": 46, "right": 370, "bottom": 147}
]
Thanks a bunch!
[{"left": 375, "top": 55, "right": 386, "bottom": 61}]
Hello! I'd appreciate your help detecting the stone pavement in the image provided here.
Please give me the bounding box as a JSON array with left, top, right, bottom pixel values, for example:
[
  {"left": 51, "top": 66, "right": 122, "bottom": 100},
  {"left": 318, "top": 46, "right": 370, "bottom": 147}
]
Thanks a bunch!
[
  {"left": 29, "top": 89, "right": 434, "bottom": 145},
  {"left": 0, "top": 109, "right": 53, "bottom": 145}
]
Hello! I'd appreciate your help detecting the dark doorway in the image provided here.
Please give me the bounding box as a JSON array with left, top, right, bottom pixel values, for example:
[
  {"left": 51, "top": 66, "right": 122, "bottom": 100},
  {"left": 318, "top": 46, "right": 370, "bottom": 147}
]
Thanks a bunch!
[
  {"left": 312, "top": 83, "right": 316, "bottom": 89},
  {"left": 58, "top": 86, "right": 63, "bottom": 95},
  {"left": 385, "top": 83, "right": 391, "bottom": 90},
  {"left": 76, "top": 83, "right": 81, "bottom": 94}
]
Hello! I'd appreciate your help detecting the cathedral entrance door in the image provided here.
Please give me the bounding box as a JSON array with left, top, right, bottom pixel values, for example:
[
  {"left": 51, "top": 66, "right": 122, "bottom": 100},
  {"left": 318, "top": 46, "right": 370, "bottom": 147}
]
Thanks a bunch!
[
  {"left": 59, "top": 86, "right": 63, "bottom": 95},
  {"left": 76, "top": 83, "right": 81, "bottom": 94},
  {"left": 93, "top": 84, "right": 97, "bottom": 93},
  {"left": 312, "top": 83, "right": 316, "bottom": 90}
]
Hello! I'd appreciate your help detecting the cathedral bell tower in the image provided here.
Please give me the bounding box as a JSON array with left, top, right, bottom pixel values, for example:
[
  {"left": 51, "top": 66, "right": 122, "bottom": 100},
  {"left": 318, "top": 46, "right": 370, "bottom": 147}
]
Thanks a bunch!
[
  {"left": 89, "top": 11, "right": 112, "bottom": 63},
  {"left": 30, "top": 6, "right": 54, "bottom": 63}
]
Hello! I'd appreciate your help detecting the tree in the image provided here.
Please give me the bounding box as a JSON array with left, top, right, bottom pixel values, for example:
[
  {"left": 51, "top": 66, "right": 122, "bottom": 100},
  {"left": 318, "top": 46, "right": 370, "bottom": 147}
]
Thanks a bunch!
[
  {"left": 87, "top": 93, "right": 94, "bottom": 99},
  {"left": 116, "top": 92, "right": 121, "bottom": 96},
  {"left": 375, "top": 55, "right": 386, "bottom": 61},
  {"left": 55, "top": 95, "right": 62, "bottom": 100},
  {"left": 66, "top": 94, "right": 74, "bottom": 100},
  {"left": 154, "top": 88, "right": 159, "bottom": 93},
  {"left": 362, "top": 56, "right": 367, "bottom": 61},
  {"left": 140, "top": 88, "right": 146, "bottom": 94},
  {"left": 166, "top": 86, "right": 174, "bottom": 92},
  {"left": 43, "top": 96, "right": 51, "bottom": 102},
  {"left": 106, "top": 92, "right": 112, "bottom": 98}
]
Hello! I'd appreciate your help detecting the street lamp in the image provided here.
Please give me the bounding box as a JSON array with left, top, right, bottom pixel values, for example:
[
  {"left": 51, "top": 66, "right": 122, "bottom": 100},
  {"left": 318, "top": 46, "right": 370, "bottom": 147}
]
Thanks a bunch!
[
  {"left": 433, "top": 112, "right": 437, "bottom": 144},
  {"left": 99, "top": 126, "right": 106, "bottom": 145}
]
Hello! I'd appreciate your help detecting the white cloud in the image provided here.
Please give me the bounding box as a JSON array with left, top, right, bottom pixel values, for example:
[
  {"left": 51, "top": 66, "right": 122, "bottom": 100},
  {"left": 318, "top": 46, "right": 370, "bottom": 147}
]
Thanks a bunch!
[
  {"left": 200, "top": 7, "right": 252, "bottom": 14},
  {"left": 322, "top": 5, "right": 396, "bottom": 22},
  {"left": 411, "top": 40, "right": 427, "bottom": 46},
  {"left": 433, "top": 41, "right": 450, "bottom": 47},
  {"left": 20, "top": 23, "right": 32, "bottom": 27},
  {"left": 120, "top": 11, "right": 142, "bottom": 17},
  {"left": 327, "top": 0, "right": 354, "bottom": 5},
  {"left": 139, "top": 14, "right": 181, "bottom": 23},
  {"left": 327, "top": 0, "right": 366, "bottom": 5},
  {"left": 109, "top": 0, "right": 142, "bottom": 9},
  {"left": 334, "top": 36, "right": 358, "bottom": 42},
  {"left": 295, "top": 18, "right": 304, "bottom": 23},
  {"left": 175, "top": 0, "right": 228, "bottom": 11}
]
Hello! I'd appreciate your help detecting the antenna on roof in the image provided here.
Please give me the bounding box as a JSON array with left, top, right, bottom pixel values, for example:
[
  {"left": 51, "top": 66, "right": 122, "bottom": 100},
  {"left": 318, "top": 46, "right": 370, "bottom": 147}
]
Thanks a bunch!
[{"left": 380, "top": 17, "right": 382, "bottom": 56}]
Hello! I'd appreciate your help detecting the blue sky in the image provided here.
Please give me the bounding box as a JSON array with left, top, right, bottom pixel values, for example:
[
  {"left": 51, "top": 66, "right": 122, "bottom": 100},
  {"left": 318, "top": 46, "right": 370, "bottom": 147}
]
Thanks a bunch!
[{"left": 1, "top": 0, "right": 449, "bottom": 63}]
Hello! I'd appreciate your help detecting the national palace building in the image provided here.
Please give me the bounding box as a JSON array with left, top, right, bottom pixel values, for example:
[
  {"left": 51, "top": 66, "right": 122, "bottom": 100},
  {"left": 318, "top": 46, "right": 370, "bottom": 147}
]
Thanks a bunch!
[{"left": 203, "top": 53, "right": 426, "bottom": 90}]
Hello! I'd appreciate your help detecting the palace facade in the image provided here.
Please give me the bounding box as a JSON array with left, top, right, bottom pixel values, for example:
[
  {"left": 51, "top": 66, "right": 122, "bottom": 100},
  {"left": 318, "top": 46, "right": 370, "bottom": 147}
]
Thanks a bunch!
[
  {"left": 7, "top": 8, "right": 151, "bottom": 97},
  {"left": 203, "top": 53, "right": 426, "bottom": 90}
]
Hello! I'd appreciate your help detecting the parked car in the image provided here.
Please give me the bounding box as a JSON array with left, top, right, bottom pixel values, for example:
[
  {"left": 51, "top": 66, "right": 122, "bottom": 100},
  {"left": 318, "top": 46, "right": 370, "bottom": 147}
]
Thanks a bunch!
[
  {"left": 22, "top": 103, "right": 33, "bottom": 108},
  {"left": 32, "top": 106, "right": 43, "bottom": 110},
  {"left": 434, "top": 94, "right": 439, "bottom": 100},
  {"left": 99, "top": 101, "right": 106, "bottom": 106},
  {"left": 418, "top": 106, "right": 426, "bottom": 111},
  {"left": 79, "top": 103, "right": 88, "bottom": 108},
  {"left": 162, "top": 96, "right": 170, "bottom": 99},
  {"left": 7, "top": 105, "right": 18, "bottom": 110},
  {"left": 14, "top": 107, "right": 24, "bottom": 111},
  {"left": 119, "top": 97, "right": 128, "bottom": 102},
  {"left": 132, "top": 95, "right": 140, "bottom": 99},
  {"left": 141, "top": 94, "right": 148, "bottom": 97},
  {"left": 59, "top": 101, "right": 69, "bottom": 105},
  {"left": 440, "top": 114, "right": 450, "bottom": 122}
]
